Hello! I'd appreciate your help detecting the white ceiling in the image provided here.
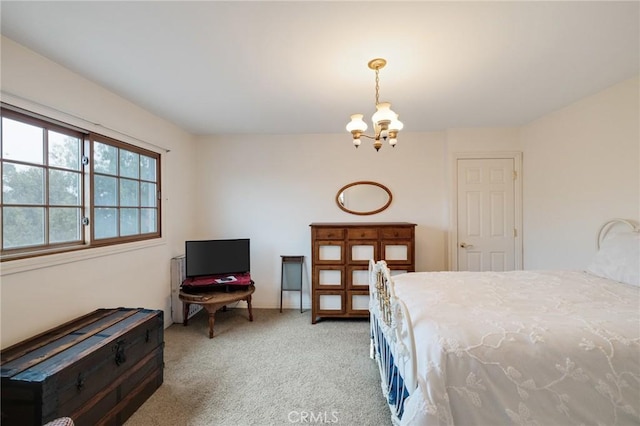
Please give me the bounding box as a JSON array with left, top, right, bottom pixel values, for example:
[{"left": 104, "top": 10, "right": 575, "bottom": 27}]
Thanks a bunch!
[{"left": 1, "top": 1, "right": 638, "bottom": 136}]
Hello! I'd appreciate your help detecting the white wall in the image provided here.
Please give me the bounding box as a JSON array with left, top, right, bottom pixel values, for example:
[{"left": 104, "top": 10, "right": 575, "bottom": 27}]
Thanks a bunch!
[
  {"left": 0, "top": 37, "right": 199, "bottom": 348},
  {"left": 445, "top": 128, "right": 522, "bottom": 154},
  {"left": 193, "top": 132, "right": 449, "bottom": 309},
  {"left": 192, "top": 129, "right": 525, "bottom": 310},
  {"left": 521, "top": 76, "right": 640, "bottom": 269}
]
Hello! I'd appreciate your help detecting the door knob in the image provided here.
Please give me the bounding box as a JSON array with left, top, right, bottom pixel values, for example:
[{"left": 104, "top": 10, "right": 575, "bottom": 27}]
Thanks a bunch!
[{"left": 460, "top": 242, "right": 473, "bottom": 248}]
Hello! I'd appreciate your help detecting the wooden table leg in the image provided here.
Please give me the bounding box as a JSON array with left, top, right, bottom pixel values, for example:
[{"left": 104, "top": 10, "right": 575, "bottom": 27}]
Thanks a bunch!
[
  {"left": 179, "top": 286, "right": 255, "bottom": 339},
  {"left": 246, "top": 294, "right": 254, "bottom": 322},
  {"left": 183, "top": 302, "right": 190, "bottom": 326},
  {"left": 207, "top": 309, "right": 217, "bottom": 339}
]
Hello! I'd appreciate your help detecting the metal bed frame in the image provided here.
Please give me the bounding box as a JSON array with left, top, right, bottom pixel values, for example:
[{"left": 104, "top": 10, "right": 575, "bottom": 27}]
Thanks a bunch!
[
  {"left": 596, "top": 218, "right": 639, "bottom": 249},
  {"left": 368, "top": 260, "right": 418, "bottom": 425}
]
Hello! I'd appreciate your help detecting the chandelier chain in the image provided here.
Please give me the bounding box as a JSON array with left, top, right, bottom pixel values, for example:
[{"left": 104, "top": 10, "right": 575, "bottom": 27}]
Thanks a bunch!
[{"left": 375, "top": 68, "right": 380, "bottom": 105}]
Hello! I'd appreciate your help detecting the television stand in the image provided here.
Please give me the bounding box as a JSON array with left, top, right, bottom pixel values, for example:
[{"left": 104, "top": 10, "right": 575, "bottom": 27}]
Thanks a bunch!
[{"left": 179, "top": 284, "right": 255, "bottom": 338}]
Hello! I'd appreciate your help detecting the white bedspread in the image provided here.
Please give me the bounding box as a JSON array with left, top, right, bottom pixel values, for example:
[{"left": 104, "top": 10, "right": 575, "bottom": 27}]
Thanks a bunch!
[{"left": 392, "top": 270, "right": 640, "bottom": 426}]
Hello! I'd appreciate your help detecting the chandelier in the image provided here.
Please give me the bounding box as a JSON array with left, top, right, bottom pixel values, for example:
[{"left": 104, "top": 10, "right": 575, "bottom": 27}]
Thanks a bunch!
[{"left": 346, "top": 58, "right": 403, "bottom": 151}]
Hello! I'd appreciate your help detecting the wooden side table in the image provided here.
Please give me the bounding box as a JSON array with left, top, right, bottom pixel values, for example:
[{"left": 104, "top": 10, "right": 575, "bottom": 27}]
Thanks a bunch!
[{"left": 179, "top": 285, "right": 255, "bottom": 338}]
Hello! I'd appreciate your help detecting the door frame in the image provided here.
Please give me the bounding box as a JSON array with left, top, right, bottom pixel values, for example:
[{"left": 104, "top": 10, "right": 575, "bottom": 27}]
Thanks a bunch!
[{"left": 449, "top": 151, "right": 523, "bottom": 271}]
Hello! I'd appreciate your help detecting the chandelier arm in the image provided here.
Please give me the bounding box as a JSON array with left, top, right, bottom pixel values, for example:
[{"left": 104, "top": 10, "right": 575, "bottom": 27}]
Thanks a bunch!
[{"left": 359, "top": 134, "right": 377, "bottom": 140}]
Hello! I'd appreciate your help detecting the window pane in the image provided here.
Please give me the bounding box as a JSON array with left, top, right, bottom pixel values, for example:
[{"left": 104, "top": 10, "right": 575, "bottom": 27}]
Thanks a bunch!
[
  {"left": 94, "top": 175, "right": 117, "bottom": 206},
  {"left": 141, "top": 208, "right": 157, "bottom": 233},
  {"left": 94, "top": 207, "right": 117, "bottom": 239},
  {"left": 120, "top": 208, "right": 139, "bottom": 236},
  {"left": 140, "top": 182, "right": 156, "bottom": 207},
  {"left": 48, "top": 131, "right": 81, "bottom": 170},
  {"left": 50, "top": 207, "right": 81, "bottom": 243},
  {"left": 2, "top": 207, "right": 45, "bottom": 249},
  {"left": 1, "top": 117, "right": 44, "bottom": 164},
  {"left": 2, "top": 163, "right": 45, "bottom": 204},
  {"left": 119, "top": 150, "right": 139, "bottom": 179},
  {"left": 49, "top": 170, "right": 81, "bottom": 206},
  {"left": 120, "top": 179, "right": 139, "bottom": 207},
  {"left": 140, "top": 155, "right": 156, "bottom": 182},
  {"left": 93, "top": 142, "right": 117, "bottom": 175}
]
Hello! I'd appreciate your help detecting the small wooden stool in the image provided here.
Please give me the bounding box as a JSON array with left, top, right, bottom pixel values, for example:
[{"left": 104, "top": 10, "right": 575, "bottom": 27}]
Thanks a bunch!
[{"left": 179, "top": 285, "right": 255, "bottom": 338}]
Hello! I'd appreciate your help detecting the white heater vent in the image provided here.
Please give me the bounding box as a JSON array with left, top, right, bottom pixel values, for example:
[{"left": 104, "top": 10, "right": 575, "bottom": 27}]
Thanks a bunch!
[{"left": 170, "top": 255, "right": 202, "bottom": 323}]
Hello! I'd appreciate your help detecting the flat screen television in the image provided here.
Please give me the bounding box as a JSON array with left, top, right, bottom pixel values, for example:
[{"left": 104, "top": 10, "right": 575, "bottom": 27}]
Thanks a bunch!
[{"left": 185, "top": 239, "right": 250, "bottom": 278}]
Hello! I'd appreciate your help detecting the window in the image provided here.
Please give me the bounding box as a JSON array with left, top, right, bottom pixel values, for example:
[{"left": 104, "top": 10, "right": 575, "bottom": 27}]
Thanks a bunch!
[
  {"left": 1, "top": 106, "right": 161, "bottom": 260},
  {"left": 91, "top": 135, "right": 160, "bottom": 244}
]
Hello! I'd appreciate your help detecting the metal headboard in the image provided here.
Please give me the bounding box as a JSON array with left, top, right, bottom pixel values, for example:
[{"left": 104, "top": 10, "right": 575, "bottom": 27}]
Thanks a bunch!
[{"left": 596, "top": 218, "right": 640, "bottom": 249}]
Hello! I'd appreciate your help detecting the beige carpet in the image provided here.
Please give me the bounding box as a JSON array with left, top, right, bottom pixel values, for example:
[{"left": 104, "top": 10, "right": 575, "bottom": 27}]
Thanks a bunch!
[{"left": 125, "top": 308, "right": 392, "bottom": 426}]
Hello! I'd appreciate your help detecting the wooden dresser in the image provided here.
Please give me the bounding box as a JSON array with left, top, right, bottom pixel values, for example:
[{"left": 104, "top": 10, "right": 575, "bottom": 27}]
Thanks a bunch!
[{"left": 310, "top": 222, "right": 416, "bottom": 324}]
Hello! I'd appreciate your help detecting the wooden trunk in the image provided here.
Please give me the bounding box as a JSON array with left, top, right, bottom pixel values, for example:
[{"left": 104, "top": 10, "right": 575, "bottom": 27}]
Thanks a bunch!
[{"left": 0, "top": 308, "right": 164, "bottom": 426}]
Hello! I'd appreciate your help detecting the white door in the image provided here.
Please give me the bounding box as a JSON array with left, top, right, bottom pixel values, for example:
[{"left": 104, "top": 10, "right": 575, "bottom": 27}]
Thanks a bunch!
[{"left": 457, "top": 158, "right": 516, "bottom": 271}]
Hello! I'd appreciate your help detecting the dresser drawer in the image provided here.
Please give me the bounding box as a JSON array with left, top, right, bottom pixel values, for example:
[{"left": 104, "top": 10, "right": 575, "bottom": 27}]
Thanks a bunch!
[
  {"left": 381, "top": 227, "right": 413, "bottom": 239},
  {"left": 314, "top": 228, "right": 345, "bottom": 240},
  {"left": 347, "top": 228, "right": 379, "bottom": 239}
]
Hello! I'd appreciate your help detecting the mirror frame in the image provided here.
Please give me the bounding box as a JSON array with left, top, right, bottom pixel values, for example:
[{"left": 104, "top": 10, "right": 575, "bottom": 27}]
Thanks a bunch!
[{"left": 335, "top": 181, "right": 393, "bottom": 216}]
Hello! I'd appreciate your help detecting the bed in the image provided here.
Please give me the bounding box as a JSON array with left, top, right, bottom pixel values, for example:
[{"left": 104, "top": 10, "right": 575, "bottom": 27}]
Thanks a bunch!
[{"left": 369, "top": 219, "right": 640, "bottom": 426}]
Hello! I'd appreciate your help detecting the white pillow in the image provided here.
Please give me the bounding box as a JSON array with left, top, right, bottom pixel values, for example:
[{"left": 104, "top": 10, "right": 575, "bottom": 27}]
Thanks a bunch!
[{"left": 587, "top": 231, "right": 640, "bottom": 286}]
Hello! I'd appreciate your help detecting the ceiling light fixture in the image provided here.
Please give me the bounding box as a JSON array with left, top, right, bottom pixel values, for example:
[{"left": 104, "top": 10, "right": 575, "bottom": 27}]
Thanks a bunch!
[{"left": 346, "top": 58, "right": 403, "bottom": 151}]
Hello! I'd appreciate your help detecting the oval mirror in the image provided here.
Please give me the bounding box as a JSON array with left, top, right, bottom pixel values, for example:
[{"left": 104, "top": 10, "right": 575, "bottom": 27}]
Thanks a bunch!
[{"left": 336, "top": 181, "right": 392, "bottom": 215}]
